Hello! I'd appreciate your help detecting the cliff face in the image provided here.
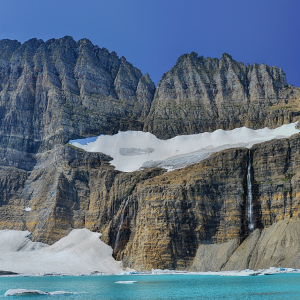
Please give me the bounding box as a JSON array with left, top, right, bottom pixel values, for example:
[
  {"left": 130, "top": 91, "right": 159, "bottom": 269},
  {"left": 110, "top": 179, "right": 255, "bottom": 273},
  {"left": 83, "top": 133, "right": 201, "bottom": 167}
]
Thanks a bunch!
[
  {"left": 2, "top": 133, "right": 300, "bottom": 271},
  {"left": 0, "top": 143, "right": 248, "bottom": 270},
  {"left": 144, "top": 52, "right": 300, "bottom": 139},
  {"left": 1, "top": 38, "right": 300, "bottom": 154},
  {"left": 0, "top": 37, "right": 155, "bottom": 155},
  {"left": 1, "top": 37, "right": 300, "bottom": 272},
  {"left": 190, "top": 133, "right": 300, "bottom": 272}
]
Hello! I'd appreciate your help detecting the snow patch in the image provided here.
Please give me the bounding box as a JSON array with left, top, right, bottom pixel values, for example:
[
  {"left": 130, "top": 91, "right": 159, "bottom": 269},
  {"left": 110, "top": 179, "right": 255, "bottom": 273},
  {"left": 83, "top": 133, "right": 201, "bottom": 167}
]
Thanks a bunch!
[
  {"left": 0, "top": 229, "right": 125, "bottom": 275},
  {"left": 24, "top": 207, "right": 31, "bottom": 212},
  {"left": 70, "top": 122, "right": 300, "bottom": 172}
]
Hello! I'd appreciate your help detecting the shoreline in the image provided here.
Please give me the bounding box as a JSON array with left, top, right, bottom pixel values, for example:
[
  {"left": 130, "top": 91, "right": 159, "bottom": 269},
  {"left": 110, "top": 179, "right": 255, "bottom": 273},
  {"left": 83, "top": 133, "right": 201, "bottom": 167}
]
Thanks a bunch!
[{"left": 0, "top": 267, "right": 299, "bottom": 278}]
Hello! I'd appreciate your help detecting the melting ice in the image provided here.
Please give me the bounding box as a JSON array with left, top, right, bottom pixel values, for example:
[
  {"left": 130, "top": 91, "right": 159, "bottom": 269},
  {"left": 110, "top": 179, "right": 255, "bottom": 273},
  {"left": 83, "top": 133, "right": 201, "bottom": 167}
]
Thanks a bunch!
[{"left": 70, "top": 122, "right": 300, "bottom": 172}]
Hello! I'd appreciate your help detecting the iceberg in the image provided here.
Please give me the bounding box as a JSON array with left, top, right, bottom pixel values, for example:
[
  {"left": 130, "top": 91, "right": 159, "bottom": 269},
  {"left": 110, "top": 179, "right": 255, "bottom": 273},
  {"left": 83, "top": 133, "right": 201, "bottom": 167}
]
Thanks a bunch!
[
  {"left": 5, "top": 289, "right": 48, "bottom": 296},
  {"left": 48, "top": 291, "right": 74, "bottom": 295},
  {"left": 70, "top": 122, "right": 300, "bottom": 172},
  {"left": 4, "top": 289, "right": 73, "bottom": 296}
]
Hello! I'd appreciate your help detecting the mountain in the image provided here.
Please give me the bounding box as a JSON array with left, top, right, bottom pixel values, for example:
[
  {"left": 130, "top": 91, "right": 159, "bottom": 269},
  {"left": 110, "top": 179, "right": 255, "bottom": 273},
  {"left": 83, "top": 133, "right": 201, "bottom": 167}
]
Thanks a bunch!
[
  {"left": 144, "top": 52, "right": 300, "bottom": 138},
  {"left": 0, "top": 36, "right": 154, "bottom": 156},
  {"left": 1, "top": 36, "right": 300, "bottom": 272}
]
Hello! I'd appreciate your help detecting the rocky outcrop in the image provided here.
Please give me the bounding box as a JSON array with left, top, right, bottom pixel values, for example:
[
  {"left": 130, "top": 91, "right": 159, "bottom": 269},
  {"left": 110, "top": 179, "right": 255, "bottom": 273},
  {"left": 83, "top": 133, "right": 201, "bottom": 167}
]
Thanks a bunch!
[
  {"left": 1, "top": 37, "right": 300, "bottom": 154},
  {"left": 2, "top": 132, "right": 300, "bottom": 271},
  {"left": 224, "top": 219, "right": 300, "bottom": 270},
  {"left": 189, "top": 239, "right": 239, "bottom": 272},
  {"left": 188, "top": 132, "right": 300, "bottom": 272},
  {"left": 190, "top": 219, "right": 300, "bottom": 271},
  {"left": 144, "top": 52, "right": 300, "bottom": 139}
]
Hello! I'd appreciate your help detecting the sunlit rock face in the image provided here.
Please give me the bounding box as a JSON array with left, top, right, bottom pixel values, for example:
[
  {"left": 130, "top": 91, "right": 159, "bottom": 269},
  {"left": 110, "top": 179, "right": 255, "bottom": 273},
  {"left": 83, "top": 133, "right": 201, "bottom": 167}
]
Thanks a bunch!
[{"left": 2, "top": 133, "right": 300, "bottom": 271}]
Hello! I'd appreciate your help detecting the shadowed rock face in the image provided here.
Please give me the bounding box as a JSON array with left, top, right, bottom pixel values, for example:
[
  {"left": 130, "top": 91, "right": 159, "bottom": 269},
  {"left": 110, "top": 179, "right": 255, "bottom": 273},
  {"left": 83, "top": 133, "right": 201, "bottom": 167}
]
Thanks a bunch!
[
  {"left": 0, "top": 37, "right": 155, "bottom": 154},
  {"left": 1, "top": 38, "right": 300, "bottom": 155},
  {"left": 144, "top": 52, "right": 300, "bottom": 139},
  {"left": 1, "top": 37, "right": 300, "bottom": 271}
]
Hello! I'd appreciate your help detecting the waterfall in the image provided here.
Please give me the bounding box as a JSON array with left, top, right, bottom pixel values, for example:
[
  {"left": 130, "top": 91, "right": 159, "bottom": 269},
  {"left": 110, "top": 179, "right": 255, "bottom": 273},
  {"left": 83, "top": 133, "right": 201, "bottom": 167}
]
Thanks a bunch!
[
  {"left": 247, "top": 150, "right": 254, "bottom": 232},
  {"left": 114, "top": 196, "right": 130, "bottom": 252}
]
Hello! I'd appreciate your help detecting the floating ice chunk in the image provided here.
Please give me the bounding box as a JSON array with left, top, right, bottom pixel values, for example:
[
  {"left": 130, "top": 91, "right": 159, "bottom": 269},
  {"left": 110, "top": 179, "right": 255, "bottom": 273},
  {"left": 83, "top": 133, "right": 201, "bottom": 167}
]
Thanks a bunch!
[
  {"left": 70, "top": 122, "right": 300, "bottom": 172},
  {"left": 4, "top": 289, "right": 74, "bottom": 296},
  {"left": 115, "top": 281, "right": 138, "bottom": 284},
  {"left": 5, "top": 289, "right": 48, "bottom": 296},
  {"left": 48, "top": 291, "right": 74, "bottom": 295},
  {"left": 24, "top": 207, "right": 31, "bottom": 212}
]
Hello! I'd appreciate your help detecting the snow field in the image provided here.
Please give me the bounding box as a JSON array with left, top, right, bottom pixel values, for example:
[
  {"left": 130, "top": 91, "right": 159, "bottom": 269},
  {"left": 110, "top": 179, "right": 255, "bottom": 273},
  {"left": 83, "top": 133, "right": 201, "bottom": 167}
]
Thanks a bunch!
[{"left": 70, "top": 122, "right": 300, "bottom": 172}]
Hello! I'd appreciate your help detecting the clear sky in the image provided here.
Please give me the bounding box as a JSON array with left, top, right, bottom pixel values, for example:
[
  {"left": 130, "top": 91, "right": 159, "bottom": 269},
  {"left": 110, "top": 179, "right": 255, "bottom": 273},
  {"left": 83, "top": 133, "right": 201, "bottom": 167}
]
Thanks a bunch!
[{"left": 0, "top": 0, "right": 299, "bottom": 86}]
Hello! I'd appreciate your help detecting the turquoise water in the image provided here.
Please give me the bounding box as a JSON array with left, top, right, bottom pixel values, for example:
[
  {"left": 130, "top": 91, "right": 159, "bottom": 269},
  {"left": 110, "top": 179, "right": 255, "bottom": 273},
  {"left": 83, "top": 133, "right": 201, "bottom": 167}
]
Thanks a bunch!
[{"left": 0, "top": 274, "right": 300, "bottom": 299}]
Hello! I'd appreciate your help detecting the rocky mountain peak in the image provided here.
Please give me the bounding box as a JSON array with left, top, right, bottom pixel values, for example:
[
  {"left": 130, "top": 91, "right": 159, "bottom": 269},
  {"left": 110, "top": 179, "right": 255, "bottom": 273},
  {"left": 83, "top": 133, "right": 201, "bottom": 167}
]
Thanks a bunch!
[
  {"left": 221, "top": 52, "right": 233, "bottom": 60},
  {"left": 0, "top": 37, "right": 155, "bottom": 155},
  {"left": 144, "top": 53, "right": 299, "bottom": 139}
]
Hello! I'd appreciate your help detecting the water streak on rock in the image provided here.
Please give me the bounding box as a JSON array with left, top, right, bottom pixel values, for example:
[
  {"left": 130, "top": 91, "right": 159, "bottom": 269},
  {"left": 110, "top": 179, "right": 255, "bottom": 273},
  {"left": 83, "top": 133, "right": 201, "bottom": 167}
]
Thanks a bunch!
[
  {"left": 247, "top": 150, "right": 254, "bottom": 232},
  {"left": 114, "top": 197, "right": 130, "bottom": 252}
]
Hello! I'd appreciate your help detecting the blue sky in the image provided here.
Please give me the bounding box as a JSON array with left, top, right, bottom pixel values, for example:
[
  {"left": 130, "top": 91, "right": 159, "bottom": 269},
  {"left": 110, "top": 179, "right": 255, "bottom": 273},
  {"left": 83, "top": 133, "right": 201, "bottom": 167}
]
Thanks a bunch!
[{"left": 0, "top": 0, "right": 299, "bottom": 86}]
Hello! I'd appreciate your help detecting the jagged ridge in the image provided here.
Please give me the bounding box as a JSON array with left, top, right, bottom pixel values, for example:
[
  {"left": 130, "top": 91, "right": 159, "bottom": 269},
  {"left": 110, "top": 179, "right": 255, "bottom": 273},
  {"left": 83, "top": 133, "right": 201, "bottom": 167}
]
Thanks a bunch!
[
  {"left": 0, "top": 36, "right": 155, "bottom": 155},
  {"left": 144, "top": 52, "right": 300, "bottom": 138},
  {"left": 1, "top": 36, "right": 300, "bottom": 157}
]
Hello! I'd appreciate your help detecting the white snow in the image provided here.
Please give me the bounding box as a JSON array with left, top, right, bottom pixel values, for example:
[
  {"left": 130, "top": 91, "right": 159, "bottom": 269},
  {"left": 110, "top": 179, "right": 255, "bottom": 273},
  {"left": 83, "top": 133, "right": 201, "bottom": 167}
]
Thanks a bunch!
[
  {"left": 70, "top": 122, "right": 300, "bottom": 172},
  {"left": 48, "top": 291, "right": 74, "bottom": 295},
  {"left": 115, "top": 281, "right": 138, "bottom": 284},
  {"left": 0, "top": 229, "right": 124, "bottom": 275},
  {"left": 24, "top": 207, "right": 31, "bottom": 212}
]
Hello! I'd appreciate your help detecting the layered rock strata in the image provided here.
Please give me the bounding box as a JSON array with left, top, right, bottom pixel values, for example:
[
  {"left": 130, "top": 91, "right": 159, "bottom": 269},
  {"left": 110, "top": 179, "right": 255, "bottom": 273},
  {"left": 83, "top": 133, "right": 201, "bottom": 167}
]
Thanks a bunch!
[
  {"left": 1, "top": 132, "right": 300, "bottom": 271},
  {"left": 0, "top": 37, "right": 155, "bottom": 155},
  {"left": 1, "top": 37, "right": 300, "bottom": 271},
  {"left": 144, "top": 53, "right": 300, "bottom": 139}
]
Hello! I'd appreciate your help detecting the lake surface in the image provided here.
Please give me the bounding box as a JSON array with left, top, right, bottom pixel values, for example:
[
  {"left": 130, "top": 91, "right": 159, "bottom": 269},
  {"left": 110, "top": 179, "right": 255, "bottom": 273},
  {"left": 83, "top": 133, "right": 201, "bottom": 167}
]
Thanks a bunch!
[{"left": 1, "top": 274, "right": 300, "bottom": 299}]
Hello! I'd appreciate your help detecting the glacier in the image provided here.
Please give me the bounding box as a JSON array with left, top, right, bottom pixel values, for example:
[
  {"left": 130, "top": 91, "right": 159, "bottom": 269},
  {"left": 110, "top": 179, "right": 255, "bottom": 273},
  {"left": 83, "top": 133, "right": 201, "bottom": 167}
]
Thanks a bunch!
[{"left": 70, "top": 122, "right": 300, "bottom": 172}]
